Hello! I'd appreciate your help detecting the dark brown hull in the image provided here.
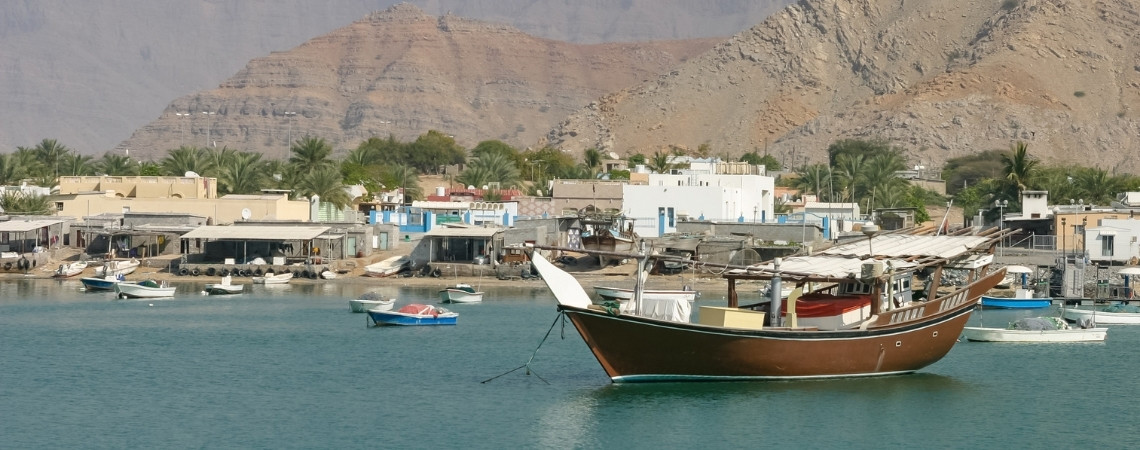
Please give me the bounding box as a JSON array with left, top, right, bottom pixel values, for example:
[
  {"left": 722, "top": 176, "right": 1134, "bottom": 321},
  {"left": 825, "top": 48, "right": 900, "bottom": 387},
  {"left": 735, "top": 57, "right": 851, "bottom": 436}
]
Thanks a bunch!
[{"left": 562, "top": 270, "right": 1004, "bottom": 382}]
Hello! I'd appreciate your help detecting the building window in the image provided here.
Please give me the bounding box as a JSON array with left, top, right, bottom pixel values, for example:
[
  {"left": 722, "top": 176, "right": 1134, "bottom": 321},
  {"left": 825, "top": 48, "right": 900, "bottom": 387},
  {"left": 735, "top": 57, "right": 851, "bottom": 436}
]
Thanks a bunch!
[
  {"left": 1103, "top": 235, "right": 1114, "bottom": 257},
  {"left": 55, "top": 202, "right": 64, "bottom": 211}
]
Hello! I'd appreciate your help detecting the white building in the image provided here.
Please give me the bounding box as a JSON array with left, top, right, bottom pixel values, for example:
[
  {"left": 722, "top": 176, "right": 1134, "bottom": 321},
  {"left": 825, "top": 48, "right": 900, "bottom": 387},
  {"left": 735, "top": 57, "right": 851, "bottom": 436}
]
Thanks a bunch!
[
  {"left": 1086, "top": 219, "right": 1140, "bottom": 263},
  {"left": 622, "top": 173, "right": 775, "bottom": 237}
]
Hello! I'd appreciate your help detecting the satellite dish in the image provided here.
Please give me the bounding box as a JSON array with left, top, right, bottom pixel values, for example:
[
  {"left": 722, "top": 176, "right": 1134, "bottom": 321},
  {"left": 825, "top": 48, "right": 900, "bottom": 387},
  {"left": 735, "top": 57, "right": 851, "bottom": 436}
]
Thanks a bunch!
[
  {"left": 241, "top": 208, "right": 251, "bottom": 220},
  {"left": 185, "top": 171, "right": 200, "bottom": 177},
  {"left": 608, "top": 152, "right": 619, "bottom": 159}
]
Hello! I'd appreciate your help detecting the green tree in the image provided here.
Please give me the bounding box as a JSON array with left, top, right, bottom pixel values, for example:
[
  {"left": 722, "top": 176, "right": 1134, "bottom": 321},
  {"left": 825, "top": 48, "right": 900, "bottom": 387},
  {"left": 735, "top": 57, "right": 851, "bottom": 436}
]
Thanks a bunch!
[
  {"left": 647, "top": 151, "right": 673, "bottom": 174},
  {"left": 218, "top": 152, "right": 266, "bottom": 195},
  {"left": 583, "top": 148, "right": 602, "bottom": 174},
  {"left": 942, "top": 149, "right": 1005, "bottom": 195},
  {"left": 0, "top": 191, "right": 52, "bottom": 214},
  {"left": 288, "top": 136, "right": 336, "bottom": 174},
  {"left": 457, "top": 152, "right": 522, "bottom": 189},
  {"left": 740, "top": 152, "right": 782, "bottom": 171},
  {"left": 1071, "top": 167, "right": 1123, "bottom": 205},
  {"left": 1001, "top": 141, "right": 1038, "bottom": 197},
  {"left": 627, "top": 153, "right": 646, "bottom": 167},
  {"left": 407, "top": 130, "right": 466, "bottom": 173},
  {"left": 161, "top": 146, "right": 213, "bottom": 176},
  {"left": 33, "top": 138, "right": 71, "bottom": 179},
  {"left": 827, "top": 138, "right": 899, "bottom": 167},
  {"left": 832, "top": 153, "right": 865, "bottom": 202},
  {"left": 96, "top": 153, "right": 138, "bottom": 176},
  {"left": 57, "top": 153, "right": 96, "bottom": 176},
  {"left": 297, "top": 166, "right": 352, "bottom": 209},
  {"left": 793, "top": 164, "right": 832, "bottom": 200}
]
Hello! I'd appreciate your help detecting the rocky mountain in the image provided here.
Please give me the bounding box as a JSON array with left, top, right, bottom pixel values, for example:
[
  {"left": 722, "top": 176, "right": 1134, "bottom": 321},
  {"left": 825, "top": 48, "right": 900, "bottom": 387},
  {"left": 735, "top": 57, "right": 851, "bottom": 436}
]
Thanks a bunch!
[
  {"left": 0, "top": 0, "right": 790, "bottom": 156},
  {"left": 121, "top": 4, "right": 721, "bottom": 160},
  {"left": 546, "top": 0, "right": 1140, "bottom": 173}
]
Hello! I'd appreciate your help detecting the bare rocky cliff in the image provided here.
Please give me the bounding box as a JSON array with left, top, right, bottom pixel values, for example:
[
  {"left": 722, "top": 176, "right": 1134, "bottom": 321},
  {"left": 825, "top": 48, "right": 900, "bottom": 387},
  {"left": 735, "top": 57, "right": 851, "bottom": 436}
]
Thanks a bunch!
[
  {"left": 547, "top": 0, "right": 1140, "bottom": 172},
  {"left": 0, "top": 0, "right": 790, "bottom": 156},
  {"left": 121, "top": 4, "right": 720, "bottom": 160}
]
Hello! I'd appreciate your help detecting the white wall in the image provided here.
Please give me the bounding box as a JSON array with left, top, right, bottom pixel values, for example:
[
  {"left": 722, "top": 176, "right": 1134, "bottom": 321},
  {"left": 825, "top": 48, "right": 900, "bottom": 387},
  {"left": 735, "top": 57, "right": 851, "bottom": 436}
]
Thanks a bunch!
[
  {"left": 1088, "top": 219, "right": 1140, "bottom": 263},
  {"left": 623, "top": 173, "right": 775, "bottom": 237}
]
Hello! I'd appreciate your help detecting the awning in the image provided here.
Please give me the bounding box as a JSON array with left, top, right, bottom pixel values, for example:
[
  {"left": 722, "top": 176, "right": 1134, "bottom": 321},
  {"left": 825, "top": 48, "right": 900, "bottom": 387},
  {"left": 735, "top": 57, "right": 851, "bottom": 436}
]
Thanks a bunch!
[
  {"left": 180, "top": 225, "right": 330, "bottom": 241},
  {"left": 424, "top": 226, "right": 500, "bottom": 238},
  {"left": 0, "top": 219, "right": 64, "bottom": 232}
]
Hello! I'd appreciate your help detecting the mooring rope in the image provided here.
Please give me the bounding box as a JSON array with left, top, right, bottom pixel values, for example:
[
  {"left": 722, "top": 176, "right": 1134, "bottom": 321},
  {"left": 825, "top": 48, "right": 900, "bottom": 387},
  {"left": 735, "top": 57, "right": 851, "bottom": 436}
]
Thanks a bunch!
[{"left": 482, "top": 312, "right": 565, "bottom": 384}]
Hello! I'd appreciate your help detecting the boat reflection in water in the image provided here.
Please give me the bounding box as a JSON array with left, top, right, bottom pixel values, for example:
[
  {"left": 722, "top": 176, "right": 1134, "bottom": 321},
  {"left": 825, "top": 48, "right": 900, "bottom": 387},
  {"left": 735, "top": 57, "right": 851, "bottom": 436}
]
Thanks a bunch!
[{"left": 531, "top": 231, "right": 1009, "bottom": 382}]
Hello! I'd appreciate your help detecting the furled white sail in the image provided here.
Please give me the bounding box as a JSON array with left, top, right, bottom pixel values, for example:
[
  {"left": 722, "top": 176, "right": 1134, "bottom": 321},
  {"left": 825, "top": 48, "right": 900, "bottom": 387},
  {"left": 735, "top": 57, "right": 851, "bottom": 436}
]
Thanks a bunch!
[{"left": 531, "top": 252, "right": 592, "bottom": 309}]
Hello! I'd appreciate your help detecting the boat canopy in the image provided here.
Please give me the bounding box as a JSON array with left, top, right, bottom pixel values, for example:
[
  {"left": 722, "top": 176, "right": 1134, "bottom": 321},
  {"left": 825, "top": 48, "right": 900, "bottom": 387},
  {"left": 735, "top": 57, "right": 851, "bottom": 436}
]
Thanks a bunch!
[{"left": 398, "top": 304, "right": 438, "bottom": 315}]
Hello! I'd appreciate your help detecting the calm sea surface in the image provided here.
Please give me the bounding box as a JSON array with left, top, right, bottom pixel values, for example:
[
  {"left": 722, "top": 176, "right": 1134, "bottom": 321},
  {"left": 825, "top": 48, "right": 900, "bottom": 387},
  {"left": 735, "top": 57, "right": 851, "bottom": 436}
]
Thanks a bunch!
[{"left": 2, "top": 278, "right": 1137, "bottom": 449}]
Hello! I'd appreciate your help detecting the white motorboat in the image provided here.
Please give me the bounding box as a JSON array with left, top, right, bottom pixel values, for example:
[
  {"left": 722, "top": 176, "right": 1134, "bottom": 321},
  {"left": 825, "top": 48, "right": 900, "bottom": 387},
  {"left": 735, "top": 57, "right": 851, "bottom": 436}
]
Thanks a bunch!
[
  {"left": 1062, "top": 306, "right": 1140, "bottom": 325},
  {"left": 963, "top": 317, "right": 1107, "bottom": 342},
  {"left": 593, "top": 286, "right": 698, "bottom": 303},
  {"left": 252, "top": 272, "right": 293, "bottom": 284},
  {"left": 95, "top": 258, "right": 140, "bottom": 277},
  {"left": 115, "top": 279, "right": 176, "bottom": 299},
  {"left": 53, "top": 261, "right": 89, "bottom": 278},
  {"left": 439, "top": 284, "right": 484, "bottom": 303},
  {"left": 364, "top": 255, "right": 409, "bottom": 277},
  {"left": 204, "top": 275, "right": 244, "bottom": 295},
  {"left": 349, "top": 298, "right": 395, "bottom": 313}
]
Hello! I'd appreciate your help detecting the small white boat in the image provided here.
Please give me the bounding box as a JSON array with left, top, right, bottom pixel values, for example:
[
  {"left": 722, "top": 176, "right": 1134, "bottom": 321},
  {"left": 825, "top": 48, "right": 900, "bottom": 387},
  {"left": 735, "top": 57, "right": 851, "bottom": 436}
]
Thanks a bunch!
[
  {"left": 54, "top": 261, "right": 89, "bottom": 278},
  {"left": 115, "top": 279, "right": 176, "bottom": 299},
  {"left": 350, "top": 291, "right": 394, "bottom": 312},
  {"left": 252, "top": 272, "right": 293, "bottom": 284},
  {"left": 95, "top": 258, "right": 140, "bottom": 277},
  {"left": 963, "top": 317, "right": 1107, "bottom": 342},
  {"left": 349, "top": 298, "right": 395, "bottom": 313},
  {"left": 204, "top": 275, "right": 244, "bottom": 295},
  {"left": 439, "top": 284, "right": 484, "bottom": 303},
  {"left": 80, "top": 274, "right": 125, "bottom": 291},
  {"left": 1062, "top": 306, "right": 1140, "bottom": 325},
  {"left": 321, "top": 270, "right": 337, "bottom": 280},
  {"left": 364, "top": 255, "right": 409, "bottom": 277},
  {"left": 593, "top": 286, "right": 698, "bottom": 303}
]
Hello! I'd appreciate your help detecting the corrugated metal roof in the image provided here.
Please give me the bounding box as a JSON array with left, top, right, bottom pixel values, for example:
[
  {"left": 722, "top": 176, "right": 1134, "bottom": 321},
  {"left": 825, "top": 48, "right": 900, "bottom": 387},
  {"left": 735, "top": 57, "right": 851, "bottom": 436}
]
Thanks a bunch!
[
  {"left": 424, "top": 226, "right": 500, "bottom": 238},
  {"left": 819, "top": 234, "right": 992, "bottom": 259},
  {"left": 0, "top": 219, "right": 64, "bottom": 232},
  {"left": 180, "top": 225, "right": 330, "bottom": 241}
]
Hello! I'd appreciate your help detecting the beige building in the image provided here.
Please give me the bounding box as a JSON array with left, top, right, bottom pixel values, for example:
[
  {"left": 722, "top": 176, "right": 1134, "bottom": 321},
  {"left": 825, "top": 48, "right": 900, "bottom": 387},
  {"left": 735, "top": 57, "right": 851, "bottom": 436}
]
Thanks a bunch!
[
  {"left": 53, "top": 176, "right": 311, "bottom": 224},
  {"left": 59, "top": 175, "right": 218, "bottom": 199}
]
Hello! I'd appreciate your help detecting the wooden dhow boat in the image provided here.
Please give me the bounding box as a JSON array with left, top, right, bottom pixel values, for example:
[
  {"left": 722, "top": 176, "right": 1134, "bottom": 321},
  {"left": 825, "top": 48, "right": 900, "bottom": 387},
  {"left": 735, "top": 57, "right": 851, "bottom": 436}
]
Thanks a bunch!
[{"left": 531, "top": 229, "right": 1010, "bottom": 382}]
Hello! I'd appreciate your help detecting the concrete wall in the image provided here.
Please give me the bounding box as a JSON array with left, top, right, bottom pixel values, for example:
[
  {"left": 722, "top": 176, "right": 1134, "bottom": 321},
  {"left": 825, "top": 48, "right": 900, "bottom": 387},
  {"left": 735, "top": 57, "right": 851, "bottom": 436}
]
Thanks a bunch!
[
  {"left": 59, "top": 176, "right": 216, "bottom": 199},
  {"left": 550, "top": 180, "right": 625, "bottom": 214},
  {"left": 55, "top": 192, "right": 310, "bottom": 225}
]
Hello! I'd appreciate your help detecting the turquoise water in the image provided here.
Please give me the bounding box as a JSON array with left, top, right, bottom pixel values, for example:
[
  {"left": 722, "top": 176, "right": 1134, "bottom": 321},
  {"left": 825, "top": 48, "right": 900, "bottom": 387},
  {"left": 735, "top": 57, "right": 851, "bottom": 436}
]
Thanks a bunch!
[{"left": 2, "top": 278, "right": 1138, "bottom": 448}]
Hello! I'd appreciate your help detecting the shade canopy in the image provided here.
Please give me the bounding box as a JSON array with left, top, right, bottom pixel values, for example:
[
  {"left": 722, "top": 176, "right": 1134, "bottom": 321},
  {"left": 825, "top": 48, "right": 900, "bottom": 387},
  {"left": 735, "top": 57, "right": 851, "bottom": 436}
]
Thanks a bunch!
[
  {"left": 1003, "top": 265, "right": 1033, "bottom": 274},
  {"left": 1118, "top": 267, "right": 1140, "bottom": 275}
]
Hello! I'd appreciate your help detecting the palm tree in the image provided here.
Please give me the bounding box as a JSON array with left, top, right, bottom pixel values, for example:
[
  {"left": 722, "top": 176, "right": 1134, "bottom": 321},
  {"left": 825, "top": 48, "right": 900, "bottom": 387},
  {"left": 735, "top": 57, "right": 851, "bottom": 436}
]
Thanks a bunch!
[
  {"left": 297, "top": 166, "right": 351, "bottom": 209},
  {"left": 793, "top": 164, "right": 831, "bottom": 199},
  {"left": 1001, "top": 141, "right": 1038, "bottom": 196},
  {"left": 218, "top": 152, "right": 266, "bottom": 195},
  {"left": 583, "top": 148, "right": 602, "bottom": 174},
  {"left": 833, "top": 153, "right": 865, "bottom": 202},
  {"left": 457, "top": 152, "right": 521, "bottom": 188},
  {"left": 57, "top": 153, "right": 96, "bottom": 176},
  {"left": 33, "top": 138, "right": 71, "bottom": 179},
  {"left": 0, "top": 154, "right": 25, "bottom": 185},
  {"left": 289, "top": 136, "right": 336, "bottom": 174},
  {"left": 161, "top": 146, "right": 212, "bottom": 176},
  {"left": 10, "top": 147, "right": 44, "bottom": 180},
  {"left": 647, "top": 151, "right": 672, "bottom": 174},
  {"left": 202, "top": 146, "right": 238, "bottom": 179},
  {"left": 96, "top": 153, "right": 137, "bottom": 176},
  {"left": 1072, "top": 167, "right": 1122, "bottom": 205}
]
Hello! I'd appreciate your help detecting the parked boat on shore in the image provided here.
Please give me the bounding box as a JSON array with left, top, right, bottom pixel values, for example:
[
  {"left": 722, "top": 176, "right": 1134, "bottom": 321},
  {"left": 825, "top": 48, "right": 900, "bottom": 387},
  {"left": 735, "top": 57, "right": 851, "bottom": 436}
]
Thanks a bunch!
[
  {"left": 53, "top": 261, "right": 88, "bottom": 278},
  {"left": 252, "top": 272, "right": 293, "bottom": 285},
  {"left": 364, "top": 256, "right": 409, "bottom": 277},
  {"left": 94, "top": 258, "right": 140, "bottom": 277},
  {"left": 531, "top": 231, "right": 1008, "bottom": 382}
]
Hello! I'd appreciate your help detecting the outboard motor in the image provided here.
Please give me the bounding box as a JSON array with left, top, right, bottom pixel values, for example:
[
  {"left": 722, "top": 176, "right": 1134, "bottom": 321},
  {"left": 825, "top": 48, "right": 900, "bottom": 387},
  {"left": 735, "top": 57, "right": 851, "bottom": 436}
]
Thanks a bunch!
[{"left": 1077, "top": 317, "right": 1095, "bottom": 329}]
